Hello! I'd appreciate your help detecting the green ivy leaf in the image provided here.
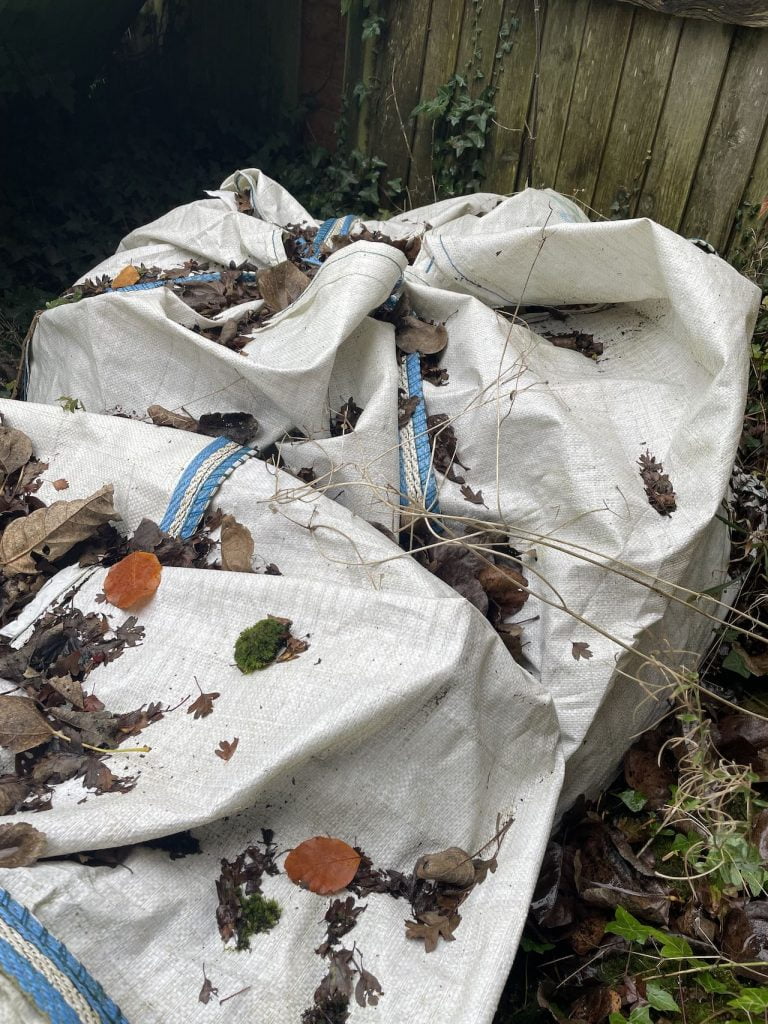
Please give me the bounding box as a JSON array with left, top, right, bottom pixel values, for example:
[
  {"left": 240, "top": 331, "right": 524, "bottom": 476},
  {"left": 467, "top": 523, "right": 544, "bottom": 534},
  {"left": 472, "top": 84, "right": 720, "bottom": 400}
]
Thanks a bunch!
[
  {"left": 659, "top": 934, "right": 693, "bottom": 959},
  {"left": 723, "top": 648, "right": 752, "bottom": 678},
  {"left": 520, "top": 936, "right": 555, "bottom": 954},
  {"left": 618, "top": 788, "right": 647, "bottom": 812},
  {"left": 646, "top": 982, "right": 679, "bottom": 1012},
  {"left": 696, "top": 973, "right": 734, "bottom": 995},
  {"left": 729, "top": 988, "right": 768, "bottom": 1013},
  {"left": 605, "top": 907, "right": 655, "bottom": 944},
  {"left": 628, "top": 1006, "right": 654, "bottom": 1024}
]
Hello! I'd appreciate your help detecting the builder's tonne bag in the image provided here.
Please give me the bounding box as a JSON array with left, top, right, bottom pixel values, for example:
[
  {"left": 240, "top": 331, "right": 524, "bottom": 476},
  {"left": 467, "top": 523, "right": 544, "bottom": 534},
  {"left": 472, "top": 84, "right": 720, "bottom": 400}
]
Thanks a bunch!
[{"left": 0, "top": 399, "right": 562, "bottom": 1023}]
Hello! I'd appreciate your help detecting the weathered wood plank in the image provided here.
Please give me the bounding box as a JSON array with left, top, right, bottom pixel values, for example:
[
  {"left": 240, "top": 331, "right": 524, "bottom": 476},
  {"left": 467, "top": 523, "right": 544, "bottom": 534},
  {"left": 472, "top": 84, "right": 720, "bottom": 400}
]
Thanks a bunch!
[
  {"left": 591, "top": 7, "right": 682, "bottom": 218},
  {"left": 725, "top": 120, "right": 768, "bottom": 262},
  {"left": 615, "top": 1, "right": 768, "bottom": 29},
  {"left": 681, "top": 27, "right": 768, "bottom": 248},
  {"left": 407, "top": 0, "right": 466, "bottom": 203},
  {"left": 523, "top": 0, "right": 590, "bottom": 189},
  {"left": 483, "top": 0, "right": 541, "bottom": 194},
  {"left": 367, "top": 0, "right": 434, "bottom": 196},
  {"left": 636, "top": 17, "right": 732, "bottom": 230},
  {"left": 554, "top": 0, "right": 635, "bottom": 204},
  {"left": 454, "top": 0, "right": 507, "bottom": 83}
]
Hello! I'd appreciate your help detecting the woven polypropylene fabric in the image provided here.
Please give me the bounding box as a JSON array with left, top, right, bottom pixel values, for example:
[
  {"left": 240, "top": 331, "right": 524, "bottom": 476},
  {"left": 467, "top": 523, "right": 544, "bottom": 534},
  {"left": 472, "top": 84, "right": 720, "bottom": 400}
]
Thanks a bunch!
[
  {"left": 0, "top": 889, "right": 128, "bottom": 1024},
  {"left": 0, "top": 400, "right": 563, "bottom": 1024},
  {"left": 13, "top": 167, "right": 761, "bottom": 1022}
]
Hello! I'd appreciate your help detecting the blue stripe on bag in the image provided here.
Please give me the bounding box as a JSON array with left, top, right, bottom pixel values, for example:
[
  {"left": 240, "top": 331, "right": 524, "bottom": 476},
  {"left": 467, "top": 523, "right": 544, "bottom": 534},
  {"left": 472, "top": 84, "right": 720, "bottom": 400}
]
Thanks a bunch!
[
  {"left": 0, "top": 889, "right": 129, "bottom": 1023},
  {"left": 405, "top": 352, "right": 439, "bottom": 510}
]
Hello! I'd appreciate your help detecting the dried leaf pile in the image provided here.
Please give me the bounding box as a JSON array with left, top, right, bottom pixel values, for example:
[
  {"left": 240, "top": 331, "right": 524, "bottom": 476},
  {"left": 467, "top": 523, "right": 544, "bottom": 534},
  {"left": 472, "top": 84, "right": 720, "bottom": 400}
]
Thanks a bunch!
[{"left": 499, "top": 698, "right": 768, "bottom": 1024}]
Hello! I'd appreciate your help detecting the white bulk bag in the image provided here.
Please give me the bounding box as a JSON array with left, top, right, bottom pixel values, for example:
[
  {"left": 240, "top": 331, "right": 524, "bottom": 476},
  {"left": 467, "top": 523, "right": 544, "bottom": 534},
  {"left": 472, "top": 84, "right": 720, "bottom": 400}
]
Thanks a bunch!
[{"left": 0, "top": 400, "right": 562, "bottom": 1024}]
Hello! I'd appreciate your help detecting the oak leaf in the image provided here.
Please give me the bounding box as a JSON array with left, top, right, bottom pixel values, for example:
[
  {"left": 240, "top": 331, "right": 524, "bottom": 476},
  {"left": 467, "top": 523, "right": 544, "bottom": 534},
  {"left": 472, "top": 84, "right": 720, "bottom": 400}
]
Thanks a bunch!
[
  {"left": 405, "top": 910, "right": 461, "bottom": 953},
  {"left": 215, "top": 737, "right": 239, "bottom": 761},
  {"left": 104, "top": 551, "right": 162, "bottom": 609},
  {"left": 112, "top": 265, "right": 140, "bottom": 288},
  {"left": 0, "top": 484, "right": 115, "bottom": 574},
  {"left": 284, "top": 836, "right": 361, "bottom": 894}
]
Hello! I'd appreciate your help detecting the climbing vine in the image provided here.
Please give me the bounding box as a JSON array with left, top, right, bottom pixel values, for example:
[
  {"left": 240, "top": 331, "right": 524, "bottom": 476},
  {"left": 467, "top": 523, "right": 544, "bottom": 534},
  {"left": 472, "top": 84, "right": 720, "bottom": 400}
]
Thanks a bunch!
[{"left": 411, "top": 12, "right": 517, "bottom": 197}]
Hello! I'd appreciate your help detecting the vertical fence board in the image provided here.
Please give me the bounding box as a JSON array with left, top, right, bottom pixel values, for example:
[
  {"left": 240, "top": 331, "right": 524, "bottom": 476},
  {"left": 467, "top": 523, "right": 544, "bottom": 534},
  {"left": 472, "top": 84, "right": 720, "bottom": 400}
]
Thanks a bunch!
[
  {"left": 636, "top": 17, "right": 732, "bottom": 229},
  {"left": 526, "top": 0, "right": 590, "bottom": 189},
  {"left": 591, "top": 8, "right": 682, "bottom": 218},
  {"left": 726, "top": 122, "right": 768, "bottom": 262},
  {"left": 554, "top": 0, "right": 635, "bottom": 203},
  {"left": 408, "top": 0, "right": 466, "bottom": 203},
  {"left": 681, "top": 27, "right": 768, "bottom": 248},
  {"left": 367, "top": 0, "right": 433, "bottom": 192},
  {"left": 484, "top": 0, "right": 541, "bottom": 194},
  {"left": 454, "top": 0, "right": 507, "bottom": 83}
]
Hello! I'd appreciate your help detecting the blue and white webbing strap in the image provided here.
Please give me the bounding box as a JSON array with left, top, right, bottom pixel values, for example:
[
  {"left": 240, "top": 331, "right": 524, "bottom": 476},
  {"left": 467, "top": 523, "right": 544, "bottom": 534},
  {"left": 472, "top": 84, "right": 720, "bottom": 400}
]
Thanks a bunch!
[
  {"left": 0, "top": 889, "right": 128, "bottom": 1023},
  {"left": 159, "top": 435, "right": 256, "bottom": 539},
  {"left": 106, "top": 270, "right": 257, "bottom": 294},
  {"left": 399, "top": 353, "right": 439, "bottom": 512}
]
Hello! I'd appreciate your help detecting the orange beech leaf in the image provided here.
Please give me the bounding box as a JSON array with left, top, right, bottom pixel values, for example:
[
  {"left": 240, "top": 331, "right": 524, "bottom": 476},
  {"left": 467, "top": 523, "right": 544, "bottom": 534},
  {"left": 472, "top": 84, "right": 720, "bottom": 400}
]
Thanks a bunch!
[
  {"left": 284, "top": 836, "right": 361, "bottom": 895},
  {"left": 112, "top": 265, "right": 140, "bottom": 288},
  {"left": 104, "top": 551, "right": 162, "bottom": 609}
]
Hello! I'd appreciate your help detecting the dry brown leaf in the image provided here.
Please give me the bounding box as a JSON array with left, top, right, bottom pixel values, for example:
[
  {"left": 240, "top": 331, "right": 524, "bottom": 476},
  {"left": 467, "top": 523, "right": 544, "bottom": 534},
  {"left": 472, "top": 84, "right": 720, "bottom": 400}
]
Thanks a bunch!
[
  {"left": 284, "top": 836, "right": 361, "bottom": 894},
  {"left": 215, "top": 737, "right": 239, "bottom": 761},
  {"left": 0, "top": 426, "right": 33, "bottom": 476},
  {"left": 405, "top": 910, "right": 461, "bottom": 953},
  {"left": 257, "top": 261, "right": 310, "bottom": 313},
  {"left": 395, "top": 317, "right": 448, "bottom": 355},
  {"left": 48, "top": 673, "right": 85, "bottom": 709},
  {"left": 571, "top": 641, "right": 593, "bottom": 661},
  {"left": 0, "top": 484, "right": 115, "bottom": 575},
  {"left": 112, "top": 265, "right": 140, "bottom": 288},
  {"left": 0, "top": 823, "right": 46, "bottom": 868},
  {"left": 220, "top": 515, "right": 254, "bottom": 573},
  {"left": 477, "top": 564, "right": 529, "bottom": 616},
  {"left": 147, "top": 405, "right": 199, "bottom": 432},
  {"left": 0, "top": 696, "right": 54, "bottom": 752},
  {"left": 52, "top": 478, "right": 69, "bottom": 491},
  {"left": 188, "top": 687, "right": 220, "bottom": 720},
  {"left": 460, "top": 484, "right": 486, "bottom": 506},
  {"left": 415, "top": 846, "right": 475, "bottom": 887},
  {"left": 104, "top": 551, "right": 162, "bottom": 609}
]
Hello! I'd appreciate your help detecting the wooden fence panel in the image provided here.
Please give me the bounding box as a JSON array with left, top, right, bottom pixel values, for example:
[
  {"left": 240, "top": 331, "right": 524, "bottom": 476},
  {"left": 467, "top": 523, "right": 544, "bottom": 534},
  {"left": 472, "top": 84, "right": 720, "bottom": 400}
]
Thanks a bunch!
[
  {"left": 725, "top": 121, "right": 768, "bottom": 261},
  {"left": 484, "top": 0, "right": 541, "bottom": 193},
  {"left": 351, "top": 0, "right": 768, "bottom": 255},
  {"left": 553, "top": 0, "right": 635, "bottom": 204},
  {"left": 591, "top": 7, "right": 682, "bottom": 218},
  {"left": 635, "top": 17, "right": 732, "bottom": 230},
  {"left": 407, "top": 0, "right": 466, "bottom": 203},
  {"left": 525, "top": 0, "right": 590, "bottom": 188},
  {"left": 367, "top": 0, "right": 433, "bottom": 188},
  {"left": 681, "top": 27, "right": 768, "bottom": 245}
]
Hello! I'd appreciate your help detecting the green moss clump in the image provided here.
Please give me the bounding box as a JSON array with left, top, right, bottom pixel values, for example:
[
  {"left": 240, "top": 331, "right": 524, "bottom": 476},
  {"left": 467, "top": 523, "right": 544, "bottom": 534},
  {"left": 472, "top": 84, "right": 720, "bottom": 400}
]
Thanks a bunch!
[
  {"left": 236, "top": 892, "right": 282, "bottom": 950},
  {"left": 234, "top": 618, "right": 287, "bottom": 673}
]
